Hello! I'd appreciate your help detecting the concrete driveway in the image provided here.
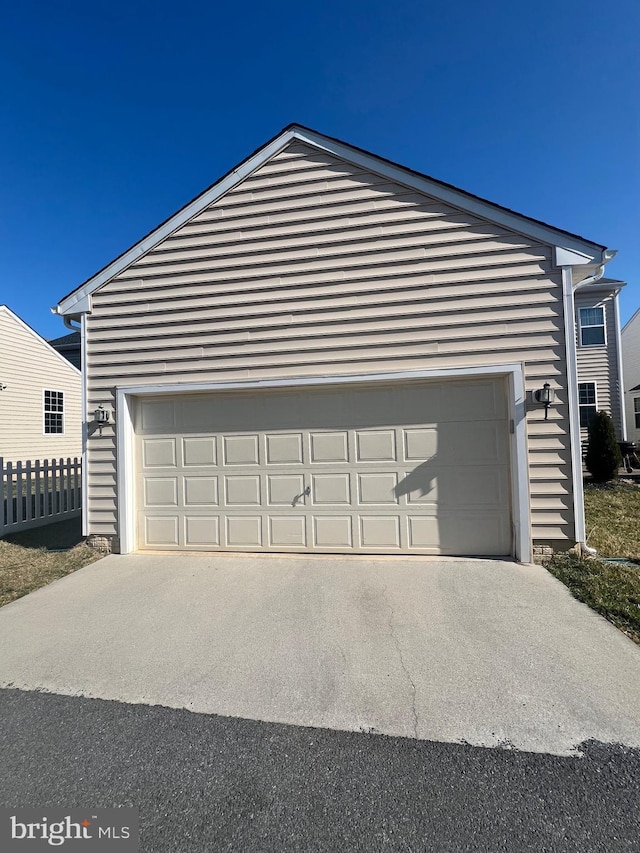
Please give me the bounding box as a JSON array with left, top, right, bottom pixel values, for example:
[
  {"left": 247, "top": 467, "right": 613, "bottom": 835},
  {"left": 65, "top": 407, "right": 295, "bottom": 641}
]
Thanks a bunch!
[{"left": 0, "top": 553, "right": 639, "bottom": 756}]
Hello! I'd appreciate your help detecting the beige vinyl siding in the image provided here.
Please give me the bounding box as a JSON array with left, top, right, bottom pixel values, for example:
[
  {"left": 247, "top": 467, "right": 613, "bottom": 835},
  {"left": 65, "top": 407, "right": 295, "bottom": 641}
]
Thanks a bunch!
[
  {"left": 622, "top": 311, "right": 640, "bottom": 444},
  {"left": 0, "top": 308, "right": 81, "bottom": 465},
  {"left": 575, "top": 290, "right": 622, "bottom": 441},
  {"left": 85, "top": 141, "right": 574, "bottom": 544}
]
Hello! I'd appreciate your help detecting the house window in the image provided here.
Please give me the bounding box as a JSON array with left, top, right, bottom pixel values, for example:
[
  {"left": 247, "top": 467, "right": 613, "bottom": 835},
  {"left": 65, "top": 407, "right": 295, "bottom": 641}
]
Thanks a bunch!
[
  {"left": 635, "top": 397, "right": 640, "bottom": 429},
  {"left": 44, "top": 390, "right": 64, "bottom": 434},
  {"left": 578, "top": 382, "right": 597, "bottom": 429},
  {"left": 579, "top": 306, "right": 605, "bottom": 346}
]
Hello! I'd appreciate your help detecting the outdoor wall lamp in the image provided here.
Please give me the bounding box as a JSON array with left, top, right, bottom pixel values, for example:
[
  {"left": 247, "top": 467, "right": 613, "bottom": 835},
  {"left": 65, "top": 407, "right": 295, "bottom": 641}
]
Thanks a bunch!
[
  {"left": 533, "top": 382, "right": 555, "bottom": 420},
  {"left": 93, "top": 405, "right": 114, "bottom": 435}
]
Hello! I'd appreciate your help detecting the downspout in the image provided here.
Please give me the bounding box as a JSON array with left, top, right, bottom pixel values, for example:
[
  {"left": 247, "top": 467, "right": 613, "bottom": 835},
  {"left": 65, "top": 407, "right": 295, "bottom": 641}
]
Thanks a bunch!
[
  {"left": 562, "top": 249, "right": 617, "bottom": 557},
  {"left": 51, "top": 307, "right": 88, "bottom": 536},
  {"left": 613, "top": 290, "right": 627, "bottom": 442},
  {"left": 79, "top": 313, "right": 88, "bottom": 536},
  {"left": 63, "top": 316, "right": 81, "bottom": 332}
]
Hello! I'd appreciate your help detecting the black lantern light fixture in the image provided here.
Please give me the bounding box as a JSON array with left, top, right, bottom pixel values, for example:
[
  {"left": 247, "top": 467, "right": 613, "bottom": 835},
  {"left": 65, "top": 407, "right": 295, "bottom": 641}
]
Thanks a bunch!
[
  {"left": 93, "top": 405, "right": 113, "bottom": 435},
  {"left": 533, "top": 382, "right": 555, "bottom": 420}
]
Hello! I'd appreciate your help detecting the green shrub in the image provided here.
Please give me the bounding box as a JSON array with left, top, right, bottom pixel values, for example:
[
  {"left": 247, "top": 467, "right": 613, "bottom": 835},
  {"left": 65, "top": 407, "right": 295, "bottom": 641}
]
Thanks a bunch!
[{"left": 585, "top": 410, "right": 622, "bottom": 483}]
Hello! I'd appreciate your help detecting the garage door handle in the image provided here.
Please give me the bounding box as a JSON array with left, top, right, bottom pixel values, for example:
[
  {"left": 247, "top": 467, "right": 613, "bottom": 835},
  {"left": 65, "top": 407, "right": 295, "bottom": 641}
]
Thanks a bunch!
[{"left": 291, "top": 485, "right": 311, "bottom": 507}]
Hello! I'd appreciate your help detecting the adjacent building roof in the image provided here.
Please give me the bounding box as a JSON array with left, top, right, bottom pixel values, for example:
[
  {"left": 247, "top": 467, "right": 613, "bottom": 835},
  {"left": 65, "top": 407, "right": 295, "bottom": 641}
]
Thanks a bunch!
[
  {"left": 49, "top": 331, "right": 81, "bottom": 370},
  {"left": 576, "top": 277, "right": 626, "bottom": 294},
  {"left": 55, "top": 123, "right": 609, "bottom": 317},
  {"left": 49, "top": 331, "right": 80, "bottom": 347}
]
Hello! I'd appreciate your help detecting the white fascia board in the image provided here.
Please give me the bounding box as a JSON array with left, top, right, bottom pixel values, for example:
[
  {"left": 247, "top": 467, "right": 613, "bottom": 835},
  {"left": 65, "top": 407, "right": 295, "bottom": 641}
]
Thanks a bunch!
[
  {"left": 57, "top": 126, "right": 606, "bottom": 316},
  {"left": 55, "top": 294, "right": 92, "bottom": 317},
  {"left": 294, "top": 128, "right": 605, "bottom": 260},
  {"left": 56, "top": 129, "right": 299, "bottom": 316},
  {"left": 554, "top": 247, "right": 597, "bottom": 267}
]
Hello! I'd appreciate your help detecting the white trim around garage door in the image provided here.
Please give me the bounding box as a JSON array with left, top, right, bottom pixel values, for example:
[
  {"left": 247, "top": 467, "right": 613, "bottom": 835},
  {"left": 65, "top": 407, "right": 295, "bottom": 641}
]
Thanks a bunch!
[{"left": 116, "top": 364, "right": 531, "bottom": 562}]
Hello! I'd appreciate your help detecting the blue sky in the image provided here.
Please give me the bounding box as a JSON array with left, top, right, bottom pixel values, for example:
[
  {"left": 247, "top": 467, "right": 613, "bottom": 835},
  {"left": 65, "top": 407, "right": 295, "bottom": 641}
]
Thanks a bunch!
[{"left": 1, "top": 0, "right": 638, "bottom": 340}]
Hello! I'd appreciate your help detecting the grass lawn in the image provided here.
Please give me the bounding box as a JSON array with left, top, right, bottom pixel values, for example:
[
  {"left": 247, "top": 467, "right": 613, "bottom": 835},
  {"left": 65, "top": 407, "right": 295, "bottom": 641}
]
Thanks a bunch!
[
  {"left": 583, "top": 481, "right": 640, "bottom": 559},
  {"left": 0, "top": 518, "right": 102, "bottom": 608},
  {"left": 546, "top": 481, "right": 640, "bottom": 645}
]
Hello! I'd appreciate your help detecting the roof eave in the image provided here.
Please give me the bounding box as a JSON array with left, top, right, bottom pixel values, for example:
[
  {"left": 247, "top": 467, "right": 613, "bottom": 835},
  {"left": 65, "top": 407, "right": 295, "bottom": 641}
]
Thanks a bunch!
[{"left": 56, "top": 123, "right": 608, "bottom": 316}]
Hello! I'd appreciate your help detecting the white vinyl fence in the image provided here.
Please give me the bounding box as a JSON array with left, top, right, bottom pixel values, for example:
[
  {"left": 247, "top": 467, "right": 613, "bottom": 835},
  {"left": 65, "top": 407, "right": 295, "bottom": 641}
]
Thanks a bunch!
[{"left": 1, "top": 457, "right": 82, "bottom": 537}]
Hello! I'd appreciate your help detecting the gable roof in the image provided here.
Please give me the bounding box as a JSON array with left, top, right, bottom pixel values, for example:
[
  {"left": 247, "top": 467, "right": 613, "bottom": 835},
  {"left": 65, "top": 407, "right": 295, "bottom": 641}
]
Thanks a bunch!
[
  {"left": 0, "top": 306, "right": 81, "bottom": 375},
  {"left": 55, "top": 123, "right": 609, "bottom": 317}
]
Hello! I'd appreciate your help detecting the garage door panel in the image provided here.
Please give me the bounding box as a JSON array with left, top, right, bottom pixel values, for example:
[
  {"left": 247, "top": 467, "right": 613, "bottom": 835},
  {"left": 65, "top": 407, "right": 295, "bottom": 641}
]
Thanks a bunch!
[
  {"left": 436, "top": 513, "right": 511, "bottom": 555},
  {"left": 407, "top": 515, "right": 438, "bottom": 548},
  {"left": 360, "top": 516, "right": 401, "bottom": 548},
  {"left": 403, "top": 467, "right": 509, "bottom": 507},
  {"left": 402, "top": 470, "right": 437, "bottom": 504},
  {"left": 313, "top": 516, "right": 353, "bottom": 548},
  {"left": 144, "top": 477, "right": 178, "bottom": 507},
  {"left": 431, "top": 421, "right": 506, "bottom": 463},
  {"left": 266, "top": 433, "right": 304, "bottom": 464},
  {"left": 223, "top": 435, "right": 260, "bottom": 465},
  {"left": 403, "top": 429, "right": 437, "bottom": 462},
  {"left": 356, "top": 430, "right": 397, "bottom": 462},
  {"left": 143, "top": 438, "right": 177, "bottom": 468},
  {"left": 310, "top": 431, "right": 349, "bottom": 463},
  {"left": 269, "top": 516, "right": 306, "bottom": 547},
  {"left": 144, "top": 515, "right": 179, "bottom": 547},
  {"left": 450, "top": 468, "right": 508, "bottom": 507},
  {"left": 135, "top": 377, "right": 512, "bottom": 555},
  {"left": 185, "top": 515, "right": 220, "bottom": 546},
  {"left": 311, "top": 474, "right": 351, "bottom": 505},
  {"left": 226, "top": 516, "right": 262, "bottom": 547},
  {"left": 267, "top": 475, "right": 305, "bottom": 505},
  {"left": 357, "top": 473, "right": 399, "bottom": 504},
  {"left": 183, "top": 437, "right": 217, "bottom": 466},
  {"left": 184, "top": 476, "right": 218, "bottom": 506},
  {"left": 225, "top": 475, "right": 261, "bottom": 506}
]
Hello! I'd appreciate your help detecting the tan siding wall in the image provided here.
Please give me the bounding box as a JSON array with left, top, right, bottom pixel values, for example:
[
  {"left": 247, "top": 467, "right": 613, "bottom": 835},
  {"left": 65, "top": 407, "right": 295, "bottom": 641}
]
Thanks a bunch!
[
  {"left": 0, "top": 310, "right": 82, "bottom": 464},
  {"left": 575, "top": 290, "right": 622, "bottom": 441},
  {"left": 85, "top": 141, "right": 575, "bottom": 544},
  {"left": 622, "top": 312, "right": 640, "bottom": 443}
]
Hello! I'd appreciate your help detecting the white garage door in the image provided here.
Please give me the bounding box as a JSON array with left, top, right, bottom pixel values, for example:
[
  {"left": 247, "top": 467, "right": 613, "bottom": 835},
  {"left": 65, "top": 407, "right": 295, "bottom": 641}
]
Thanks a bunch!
[{"left": 134, "top": 378, "right": 512, "bottom": 555}]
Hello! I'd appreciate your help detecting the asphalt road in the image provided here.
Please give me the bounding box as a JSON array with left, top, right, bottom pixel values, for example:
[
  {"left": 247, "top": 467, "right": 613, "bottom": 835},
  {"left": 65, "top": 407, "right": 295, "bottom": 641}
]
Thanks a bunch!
[{"left": 1, "top": 688, "right": 638, "bottom": 852}]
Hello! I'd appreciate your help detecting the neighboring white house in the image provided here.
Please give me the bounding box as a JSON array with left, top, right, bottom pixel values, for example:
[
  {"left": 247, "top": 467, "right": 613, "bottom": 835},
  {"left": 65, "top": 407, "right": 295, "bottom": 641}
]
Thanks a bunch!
[
  {"left": 622, "top": 308, "right": 640, "bottom": 445},
  {"left": 574, "top": 278, "right": 626, "bottom": 443},
  {"left": 0, "top": 306, "right": 82, "bottom": 464},
  {"left": 55, "top": 124, "right": 621, "bottom": 561}
]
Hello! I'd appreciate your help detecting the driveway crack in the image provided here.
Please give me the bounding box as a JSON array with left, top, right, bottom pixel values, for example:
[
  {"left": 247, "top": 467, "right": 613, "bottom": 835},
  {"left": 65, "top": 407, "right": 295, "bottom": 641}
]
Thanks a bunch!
[{"left": 384, "top": 589, "right": 419, "bottom": 739}]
